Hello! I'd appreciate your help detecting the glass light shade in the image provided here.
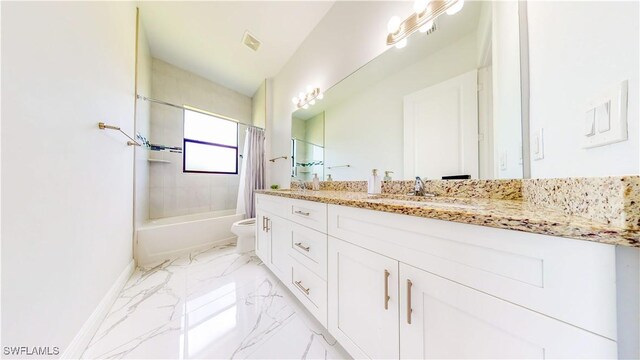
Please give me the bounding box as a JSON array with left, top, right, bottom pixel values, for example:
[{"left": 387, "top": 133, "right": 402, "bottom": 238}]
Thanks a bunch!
[
  {"left": 387, "top": 16, "right": 401, "bottom": 34},
  {"left": 413, "top": 0, "right": 427, "bottom": 14},
  {"left": 309, "top": 99, "right": 316, "bottom": 106},
  {"left": 292, "top": 97, "right": 298, "bottom": 104},
  {"left": 317, "top": 92, "right": 324, "bottom": 100},
  {"left": 395, "top": 38, "right": 407, "bottom": 49},
  {"left": 419, "top": 20, "right": 434, "bottom": 33},
  {"left": 302, "top": 104, "right": 309, "bottom": 109},
  {"left": 446, "top": 0, "right": 464, "bottom": 15},
  {"left": 298, "top": 92, "right": 305, "bottom": 100}
]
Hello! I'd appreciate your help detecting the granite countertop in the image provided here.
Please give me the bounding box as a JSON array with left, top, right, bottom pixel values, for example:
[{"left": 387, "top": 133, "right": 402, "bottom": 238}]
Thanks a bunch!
[{"left": 256, "top": 189, "right": 640, "bottom": 247}]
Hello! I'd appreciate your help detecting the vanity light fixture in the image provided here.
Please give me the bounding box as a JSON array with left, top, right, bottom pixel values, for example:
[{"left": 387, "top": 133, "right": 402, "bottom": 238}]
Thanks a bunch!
[
  {"left": 387, "top": 0, "right": 463, "bottom": 48},
  {"left": 291, "top": 86, "right": 323, "bottom": 109}
]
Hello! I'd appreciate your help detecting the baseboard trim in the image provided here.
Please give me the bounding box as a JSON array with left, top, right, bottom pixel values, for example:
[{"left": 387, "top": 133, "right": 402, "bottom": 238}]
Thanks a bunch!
[{"left": 61, "top": 259, "right": 135, "bottom": 359}]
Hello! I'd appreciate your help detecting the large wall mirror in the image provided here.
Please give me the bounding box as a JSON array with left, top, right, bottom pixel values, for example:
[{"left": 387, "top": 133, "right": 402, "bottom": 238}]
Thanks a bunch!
[
  {"left": 292, "top": 112, "right": 325, "bottom": 181},
  {"left": 291, "top": 1, "right": 525, "bottom": 181}
]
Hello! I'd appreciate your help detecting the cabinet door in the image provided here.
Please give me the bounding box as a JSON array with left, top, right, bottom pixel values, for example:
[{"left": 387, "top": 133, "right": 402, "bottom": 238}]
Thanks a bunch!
[
  {"left": 268, "top": 215, "right": 291, "bottom": 279},
  {"left": 399, "top": 263, "right": 617, "bottom": 359},
  {"left": 328, "top": 236, "right": 399, "bottom": 359},
  {"left": 255, "top": 210, "right": 270, "bottom": 262}
]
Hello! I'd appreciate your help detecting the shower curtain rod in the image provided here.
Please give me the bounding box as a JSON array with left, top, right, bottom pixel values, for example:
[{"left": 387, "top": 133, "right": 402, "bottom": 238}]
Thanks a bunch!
[{"left": 136, "top": 94, "right": 265, "bottom": 131}]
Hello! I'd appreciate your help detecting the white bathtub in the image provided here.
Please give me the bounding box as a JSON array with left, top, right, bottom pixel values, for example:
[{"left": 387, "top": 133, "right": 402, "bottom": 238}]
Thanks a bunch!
[{"left": 135, "top": 209, "right": 245, "bottom": 265}]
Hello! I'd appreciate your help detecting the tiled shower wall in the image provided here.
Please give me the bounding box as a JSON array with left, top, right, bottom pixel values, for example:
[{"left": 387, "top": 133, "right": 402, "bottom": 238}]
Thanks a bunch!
[{"left": 148, "top": 59, "right": 252, "bottom": 219}]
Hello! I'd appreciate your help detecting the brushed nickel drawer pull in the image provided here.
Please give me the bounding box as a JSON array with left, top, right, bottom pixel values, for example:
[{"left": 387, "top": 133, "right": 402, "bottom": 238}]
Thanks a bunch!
[
  {"left": 294, "top": 210, "right": 310, "bottom": 216},
  {"left": 407, "top": 279, "right": 413, "bottom": 324},
  {"left": 262, "top": 216, "right": 266, "bottom": 231},
  {"left": 294, "top": 242, "right": 310, "bottom": 252},
  {"left": 266, "top": 217, "right": 271, "bottom": 232},
  {"left": 384, "top": 269, "right": 390, "bottom": 310},
  {"left": 294, "top": 280, "right": 310, "bottom": 295}
]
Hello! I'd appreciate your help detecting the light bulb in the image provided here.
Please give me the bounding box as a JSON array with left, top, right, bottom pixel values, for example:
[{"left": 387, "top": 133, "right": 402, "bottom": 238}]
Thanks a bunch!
[
  {"left": 413, "top": 0, "right": 427, "bottom": 15},
  {"left": 309, "top": 99, "right": 316, "bottom": 105},
  {"left": 419, "top": 20, "right": 433, "bottom": 33},
  {"left": 298, "top": 92, "right": 305, "bottom": 100},
  {"left": 395, "top": 38, "right": 407, "bottom": 49},
  {"left": 387, "top": 16, "right": 401, "bottom": 34},
  {"left": 302, "top": 104, "right": 309, "bottom": 109},
  {"left": 446, "top": 0, "right": 464, "bottom": 15},
  {"left": 306, "top": 85, "right": 313, "bottom": 93},
  {"left": 291, "top": 97, "right": 298, "bottom": 105},
  {"left": 317, "top": 92, "right": 324, "bottom": 100}
]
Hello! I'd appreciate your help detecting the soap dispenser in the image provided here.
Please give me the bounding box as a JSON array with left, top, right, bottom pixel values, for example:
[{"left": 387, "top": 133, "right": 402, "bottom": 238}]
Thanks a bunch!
[
  {"left": 312, "top": 173, "right": 320, "bottom": 191},
  {"left": 326, "top": 174, "right": 333, "bottom": 181},
  {"left": 384, "top": 171, "right": 394, "bottom": 181},
  {"left": 368, "top": 169, "right": 382, "bottom": 194}
]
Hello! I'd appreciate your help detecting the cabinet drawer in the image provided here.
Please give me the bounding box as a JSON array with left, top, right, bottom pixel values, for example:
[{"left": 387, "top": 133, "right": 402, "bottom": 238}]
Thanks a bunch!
[
  {"left": 328, "top": 204, "right": 617, "bottom": 340},
  {"left": 255, "top": 194, "right": 289, "bottom": 218},
  {"left": 289, "top": 258, "right": 327, "bottom": 327},
  {"left": 289, "top": 222, "right": 327, "bottom": 279},
  {"left": 286, "top": 198, "right": 327, "bottom": 233}
]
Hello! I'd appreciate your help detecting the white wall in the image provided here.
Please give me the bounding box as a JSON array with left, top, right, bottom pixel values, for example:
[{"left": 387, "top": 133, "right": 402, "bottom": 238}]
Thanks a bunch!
[
  {"left": 148, "top": 59, "right": 252, "bottom": 219},
  {"left": 135, "top": 15, "right": 152, "bottom": 228},
  {"left": 1, "top": 1, "right": 136, "bottom": 354},
  {"left": 527, "top": 1, "right": 639, "bottom": 178},
  {"left": 324, "top": 34, "right": 478, "bottom": 180},
  {"left": 492, "top": 1, "right": 524, "bottom": 179},
  {"left": 268, "top": 1, "right": 413, "bottom": 188},
  {"left": 252, "top": 80, "right": 267, "bottom": 128}
]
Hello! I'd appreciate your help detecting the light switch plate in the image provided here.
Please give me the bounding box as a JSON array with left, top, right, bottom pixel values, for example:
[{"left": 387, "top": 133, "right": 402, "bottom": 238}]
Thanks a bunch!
[
  {"left": 596, "top": 101, "right": 611, "bottom": 133},
  {"left": 500, "top": 152, "right": 507, "bottom": 170},
  {"left": 584, "top": 108, "right": 595, "bottom": 136},
  {"left": 583, "top": 80, "right": 628, "bottom": 148},
  {"left": 533, "top": 128, "right": 544, "bottom": 160}
]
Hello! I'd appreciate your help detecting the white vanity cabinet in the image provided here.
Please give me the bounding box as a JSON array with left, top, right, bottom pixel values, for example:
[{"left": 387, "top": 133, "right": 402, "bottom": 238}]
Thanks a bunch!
[
  {"left": 256, "top": 194, "right": 621, "bottom": 359},
  {"left": 327, "top": 204, "right": 618, "bottom": 359},
  {"left": 399, "top": 263, "right": 617, "bottom": 359},
  {"left": 255, "top": 194, "right": 329, "bottom": 327},
  {"left": 327, "top": 237, "right": 400, "bottom": 359}
]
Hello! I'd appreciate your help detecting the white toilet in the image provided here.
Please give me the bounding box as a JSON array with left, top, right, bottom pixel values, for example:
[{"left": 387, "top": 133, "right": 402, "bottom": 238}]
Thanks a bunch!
[{"left": 231, "top": 218, "right": 256, "bottom": 253}]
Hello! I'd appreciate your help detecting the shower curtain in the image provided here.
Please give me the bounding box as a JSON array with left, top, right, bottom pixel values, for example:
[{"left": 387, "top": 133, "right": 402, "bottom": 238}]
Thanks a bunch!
[{"left": 237, "top": 127, "right": 265, "bottom": 218}]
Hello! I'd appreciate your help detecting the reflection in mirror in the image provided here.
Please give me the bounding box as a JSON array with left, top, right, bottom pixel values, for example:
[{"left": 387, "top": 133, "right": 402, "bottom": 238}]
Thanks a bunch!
[
  {"left": 291, "top": 112, "right": 325, "bottom": 181},
  {"left": 293, "top": 1, "right": 525, "bottom": 181}
]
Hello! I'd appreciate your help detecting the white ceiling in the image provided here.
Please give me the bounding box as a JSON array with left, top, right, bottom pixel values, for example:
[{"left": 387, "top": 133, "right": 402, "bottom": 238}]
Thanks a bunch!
[{"left": 138, "top": 1, "right": 335, "bottom": 96}]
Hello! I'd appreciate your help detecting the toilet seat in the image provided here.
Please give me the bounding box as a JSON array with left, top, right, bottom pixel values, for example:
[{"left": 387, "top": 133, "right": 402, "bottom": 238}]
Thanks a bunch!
[{"left": 234, "top": 218, "right": 256, "bottom": 226}]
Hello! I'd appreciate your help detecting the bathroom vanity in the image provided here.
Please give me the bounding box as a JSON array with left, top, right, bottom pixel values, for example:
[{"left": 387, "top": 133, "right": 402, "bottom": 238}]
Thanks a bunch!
[{"left": 255, "top": 188, "right": 638, "bottom": 359}]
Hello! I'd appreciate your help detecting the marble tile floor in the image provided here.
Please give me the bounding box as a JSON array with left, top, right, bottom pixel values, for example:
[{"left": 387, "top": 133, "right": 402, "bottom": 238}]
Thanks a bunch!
[{"left": 82, "top": 243, "right": 350, "bottom": 359}]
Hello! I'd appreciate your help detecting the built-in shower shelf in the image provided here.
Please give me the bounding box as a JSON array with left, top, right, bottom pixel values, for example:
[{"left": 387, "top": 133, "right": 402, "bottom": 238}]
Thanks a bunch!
[{"left": 147, "top": 159, "right": 171, "bottom": 164}]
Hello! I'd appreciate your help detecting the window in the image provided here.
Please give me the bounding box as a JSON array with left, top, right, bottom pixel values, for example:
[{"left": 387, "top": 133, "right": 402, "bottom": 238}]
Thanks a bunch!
[{"left": 183, "top": 109, "right": 238, "bottom": 174}]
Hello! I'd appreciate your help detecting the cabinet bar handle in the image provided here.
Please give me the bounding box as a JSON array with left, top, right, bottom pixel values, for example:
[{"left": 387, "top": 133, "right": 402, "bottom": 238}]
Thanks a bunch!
[
  {"left": 294, "top": 210, "right": 310, "bottom": 216},
  {"left": 407, "top": 279, "right": 413, "bottom": 324},
  {"left": 384, "top": 269, "right": 390, "bottom": 310},
  {"left": 266, "top": 217, "right": 271, "bottom": 232},
  {"left": 294, "top": 242, "right": 310, "bottom": 252},
  {"left": 294, "top": 280, "right": 310, "bottom": 295},
  {"left": 262, "top": 216, "right": 266, "bottom": 231}
]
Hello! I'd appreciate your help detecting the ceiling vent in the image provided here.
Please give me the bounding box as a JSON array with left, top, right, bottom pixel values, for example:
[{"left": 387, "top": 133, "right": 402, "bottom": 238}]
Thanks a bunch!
[{"left": 242, "top": 31, "right": 261, "bottom": 52}]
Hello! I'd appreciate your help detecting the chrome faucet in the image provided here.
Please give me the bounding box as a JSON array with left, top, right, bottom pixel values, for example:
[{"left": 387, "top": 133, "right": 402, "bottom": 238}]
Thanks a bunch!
[
  {"left": 414, "top": 176, "right": 426, "bottom": 196},
  {"left": 296, "top": 178, "right": 307, "bottom": 190}
]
